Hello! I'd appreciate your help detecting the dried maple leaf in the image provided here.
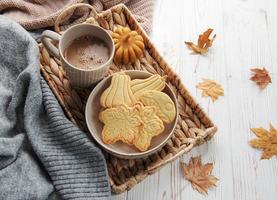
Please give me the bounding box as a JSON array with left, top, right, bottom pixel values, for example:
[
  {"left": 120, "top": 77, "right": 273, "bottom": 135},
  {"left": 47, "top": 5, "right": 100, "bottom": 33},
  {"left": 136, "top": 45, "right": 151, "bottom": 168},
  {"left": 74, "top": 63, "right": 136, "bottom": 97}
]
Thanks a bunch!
[
  {"left": 181, "top": 156, "right": 218, "bottom": 195},
  {"left": 249, "top": 124, "right": 277, "bottom": 159},
  {"left": 185, "top": 28, "right": 216, "bottom": 54},
  {"left": 196, "top": 78, "right": 224, "bottom": 102},
  {"left": 250, "top": 67, "right": 272, "bottom": 89}
]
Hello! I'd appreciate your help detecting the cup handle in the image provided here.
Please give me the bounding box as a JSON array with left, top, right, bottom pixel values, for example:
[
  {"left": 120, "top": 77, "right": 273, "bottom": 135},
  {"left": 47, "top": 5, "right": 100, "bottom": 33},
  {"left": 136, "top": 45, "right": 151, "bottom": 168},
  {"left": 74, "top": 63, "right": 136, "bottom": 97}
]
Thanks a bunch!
[{"left": 41, "top": 30, "right": 61, "bottom": 59}]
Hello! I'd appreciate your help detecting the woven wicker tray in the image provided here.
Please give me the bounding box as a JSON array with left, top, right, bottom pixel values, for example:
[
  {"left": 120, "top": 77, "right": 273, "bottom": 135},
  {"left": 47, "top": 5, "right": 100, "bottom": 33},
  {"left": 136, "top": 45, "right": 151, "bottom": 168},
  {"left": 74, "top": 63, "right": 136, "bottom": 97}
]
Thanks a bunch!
[{"left": 38, "top": 4, "right": 217, "bottom": 193}]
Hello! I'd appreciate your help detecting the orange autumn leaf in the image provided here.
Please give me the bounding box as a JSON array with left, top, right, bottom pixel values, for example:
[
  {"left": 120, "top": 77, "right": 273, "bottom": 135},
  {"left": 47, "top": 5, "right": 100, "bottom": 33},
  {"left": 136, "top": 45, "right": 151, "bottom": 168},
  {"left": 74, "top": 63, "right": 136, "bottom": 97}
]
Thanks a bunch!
[
  {"left": 250, "top": 67, "right": 272, "bottom": 89},
  {"left": 181, "top": 156, "right": 218, "bottom": 195},
  {"left": 196, "top": 78, "right": 224, "bottom": 102},
  {"left": 185, "top": 28, "right": 216, "bottom": 54},
  {"left": 249, "top": 124, "right": 277, "bottom": 159}
]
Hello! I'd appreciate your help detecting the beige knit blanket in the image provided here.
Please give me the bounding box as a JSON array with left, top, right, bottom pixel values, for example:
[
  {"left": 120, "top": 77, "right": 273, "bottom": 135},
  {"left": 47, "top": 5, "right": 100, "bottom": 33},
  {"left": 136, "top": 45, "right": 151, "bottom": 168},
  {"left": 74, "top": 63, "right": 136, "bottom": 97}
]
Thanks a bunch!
[{"left": 0, "top": 0, "right": 154, "bottom": 33}]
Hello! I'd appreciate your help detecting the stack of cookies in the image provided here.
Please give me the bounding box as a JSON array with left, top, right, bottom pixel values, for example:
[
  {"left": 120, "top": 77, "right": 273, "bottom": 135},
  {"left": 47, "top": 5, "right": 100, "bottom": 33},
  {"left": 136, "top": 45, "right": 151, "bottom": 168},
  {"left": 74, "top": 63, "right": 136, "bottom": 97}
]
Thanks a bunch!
[{"left": 99, "top": 72, "right": 176, "bottom": 151}]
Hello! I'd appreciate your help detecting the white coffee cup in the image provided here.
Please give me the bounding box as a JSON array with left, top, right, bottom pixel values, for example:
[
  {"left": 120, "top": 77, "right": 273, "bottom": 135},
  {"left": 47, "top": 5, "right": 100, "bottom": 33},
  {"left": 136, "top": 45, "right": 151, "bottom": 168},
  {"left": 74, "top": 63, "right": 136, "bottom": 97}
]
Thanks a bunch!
[{"left": 41, "top": 24, "right": 115, "bottom": 88}]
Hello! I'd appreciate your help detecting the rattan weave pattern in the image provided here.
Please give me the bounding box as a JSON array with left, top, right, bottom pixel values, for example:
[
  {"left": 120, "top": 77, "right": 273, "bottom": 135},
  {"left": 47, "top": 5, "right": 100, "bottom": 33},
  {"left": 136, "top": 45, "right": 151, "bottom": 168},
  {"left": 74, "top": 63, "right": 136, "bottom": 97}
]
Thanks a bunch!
[{"left": 38, "top": 4, "right": 217, "bottom": 193}]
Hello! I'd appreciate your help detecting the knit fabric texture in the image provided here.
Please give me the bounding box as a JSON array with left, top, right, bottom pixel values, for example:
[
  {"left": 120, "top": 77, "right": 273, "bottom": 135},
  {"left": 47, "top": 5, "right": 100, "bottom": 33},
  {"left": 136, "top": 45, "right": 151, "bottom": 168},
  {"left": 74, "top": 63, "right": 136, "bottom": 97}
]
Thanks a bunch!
[
  {"left": 0, "top": 16, "right": 110, "bottom": 200},
  {"left": 0, "top": 0, "right": 154, "bottom": 34}
]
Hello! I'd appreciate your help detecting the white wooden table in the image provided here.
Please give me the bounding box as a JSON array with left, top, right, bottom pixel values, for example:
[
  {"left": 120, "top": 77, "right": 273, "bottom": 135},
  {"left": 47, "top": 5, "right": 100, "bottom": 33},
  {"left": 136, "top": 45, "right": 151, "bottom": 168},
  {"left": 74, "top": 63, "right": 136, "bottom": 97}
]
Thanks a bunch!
[{"left": 114, "top": 0, "right": 277, "bottom": 199}]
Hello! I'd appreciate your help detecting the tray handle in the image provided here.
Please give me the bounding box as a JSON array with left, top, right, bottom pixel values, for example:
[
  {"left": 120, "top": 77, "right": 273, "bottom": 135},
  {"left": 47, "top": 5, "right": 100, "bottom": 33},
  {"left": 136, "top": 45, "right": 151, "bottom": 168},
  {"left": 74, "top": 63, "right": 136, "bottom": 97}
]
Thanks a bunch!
[{"left": 54, "top": 3, "right": 98, "bottom": 33}]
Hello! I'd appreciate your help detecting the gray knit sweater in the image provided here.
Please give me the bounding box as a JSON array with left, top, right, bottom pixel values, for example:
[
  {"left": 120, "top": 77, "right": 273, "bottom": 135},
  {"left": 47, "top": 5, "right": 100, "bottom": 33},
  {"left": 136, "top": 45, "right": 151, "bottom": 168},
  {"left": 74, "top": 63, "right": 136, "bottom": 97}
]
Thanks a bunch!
[{"left": 0, "top": 16, "right": 110, "bottom": 199}]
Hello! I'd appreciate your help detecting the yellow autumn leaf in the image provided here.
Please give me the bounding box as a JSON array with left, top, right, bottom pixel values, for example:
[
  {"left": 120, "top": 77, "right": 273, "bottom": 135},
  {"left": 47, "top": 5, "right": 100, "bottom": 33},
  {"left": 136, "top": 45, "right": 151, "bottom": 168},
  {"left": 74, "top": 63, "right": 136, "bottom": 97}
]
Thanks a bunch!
[
  {"left": 250, "top": 67, "right": 272, "bottom": 89},
  {"left": 196, "top": 79, "right": 224, "bottom": 102},
  {"left": 181, "top": 156, "right": 218, "bottom": 195},
  {"left": 185, "top": 28, "right": 216, "bottom": 54},
  {"left": 249, "top": 124, "right": 277, "bottom": 159}
]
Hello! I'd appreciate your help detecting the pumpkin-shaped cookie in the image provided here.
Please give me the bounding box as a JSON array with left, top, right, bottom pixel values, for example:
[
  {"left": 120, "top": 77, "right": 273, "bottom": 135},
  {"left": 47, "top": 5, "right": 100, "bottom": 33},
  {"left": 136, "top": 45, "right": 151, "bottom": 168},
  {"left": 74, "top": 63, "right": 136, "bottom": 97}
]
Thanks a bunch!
[
  {"left": 100, "top": 72, "right": 137, "bottom": 108},
  {"left": 112, "top": 27, "right": 144, "bottom": 64},
  {"left": 131, "top": 74, "right": 166, "bottom": 98}
]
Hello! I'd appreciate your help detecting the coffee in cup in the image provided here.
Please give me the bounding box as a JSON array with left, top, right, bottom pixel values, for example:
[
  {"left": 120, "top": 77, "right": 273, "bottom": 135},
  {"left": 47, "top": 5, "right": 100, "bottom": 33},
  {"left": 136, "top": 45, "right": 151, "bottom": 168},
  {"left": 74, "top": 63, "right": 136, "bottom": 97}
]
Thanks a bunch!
[
  {"left": 64, "top": 35, "right": 110, "bottom": 70},
  {"left": 41, "top": 24, "right": 115, "bottom": 88}
]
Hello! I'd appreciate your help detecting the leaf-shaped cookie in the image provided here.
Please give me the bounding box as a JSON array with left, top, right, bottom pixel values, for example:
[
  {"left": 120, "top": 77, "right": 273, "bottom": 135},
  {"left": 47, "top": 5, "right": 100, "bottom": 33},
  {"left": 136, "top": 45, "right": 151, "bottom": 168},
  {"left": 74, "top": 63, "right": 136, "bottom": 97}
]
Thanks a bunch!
[
  {"left": 99, "top": 104, "right": 143, "bottom": 144},
  {"left": 138, "top": 90, "right": 176, "bottom": 123},
  {"left": 133, "top": 104, "right": 164, "bottom": 151}
]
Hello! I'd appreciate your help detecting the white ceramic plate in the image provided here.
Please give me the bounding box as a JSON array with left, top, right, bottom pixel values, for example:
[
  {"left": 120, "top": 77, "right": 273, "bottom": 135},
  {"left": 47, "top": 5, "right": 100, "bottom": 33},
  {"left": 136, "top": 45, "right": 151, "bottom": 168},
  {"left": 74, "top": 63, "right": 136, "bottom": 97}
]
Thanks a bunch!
[{"left": 85, "top": 70, "right": 178, "bottom": 159}]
